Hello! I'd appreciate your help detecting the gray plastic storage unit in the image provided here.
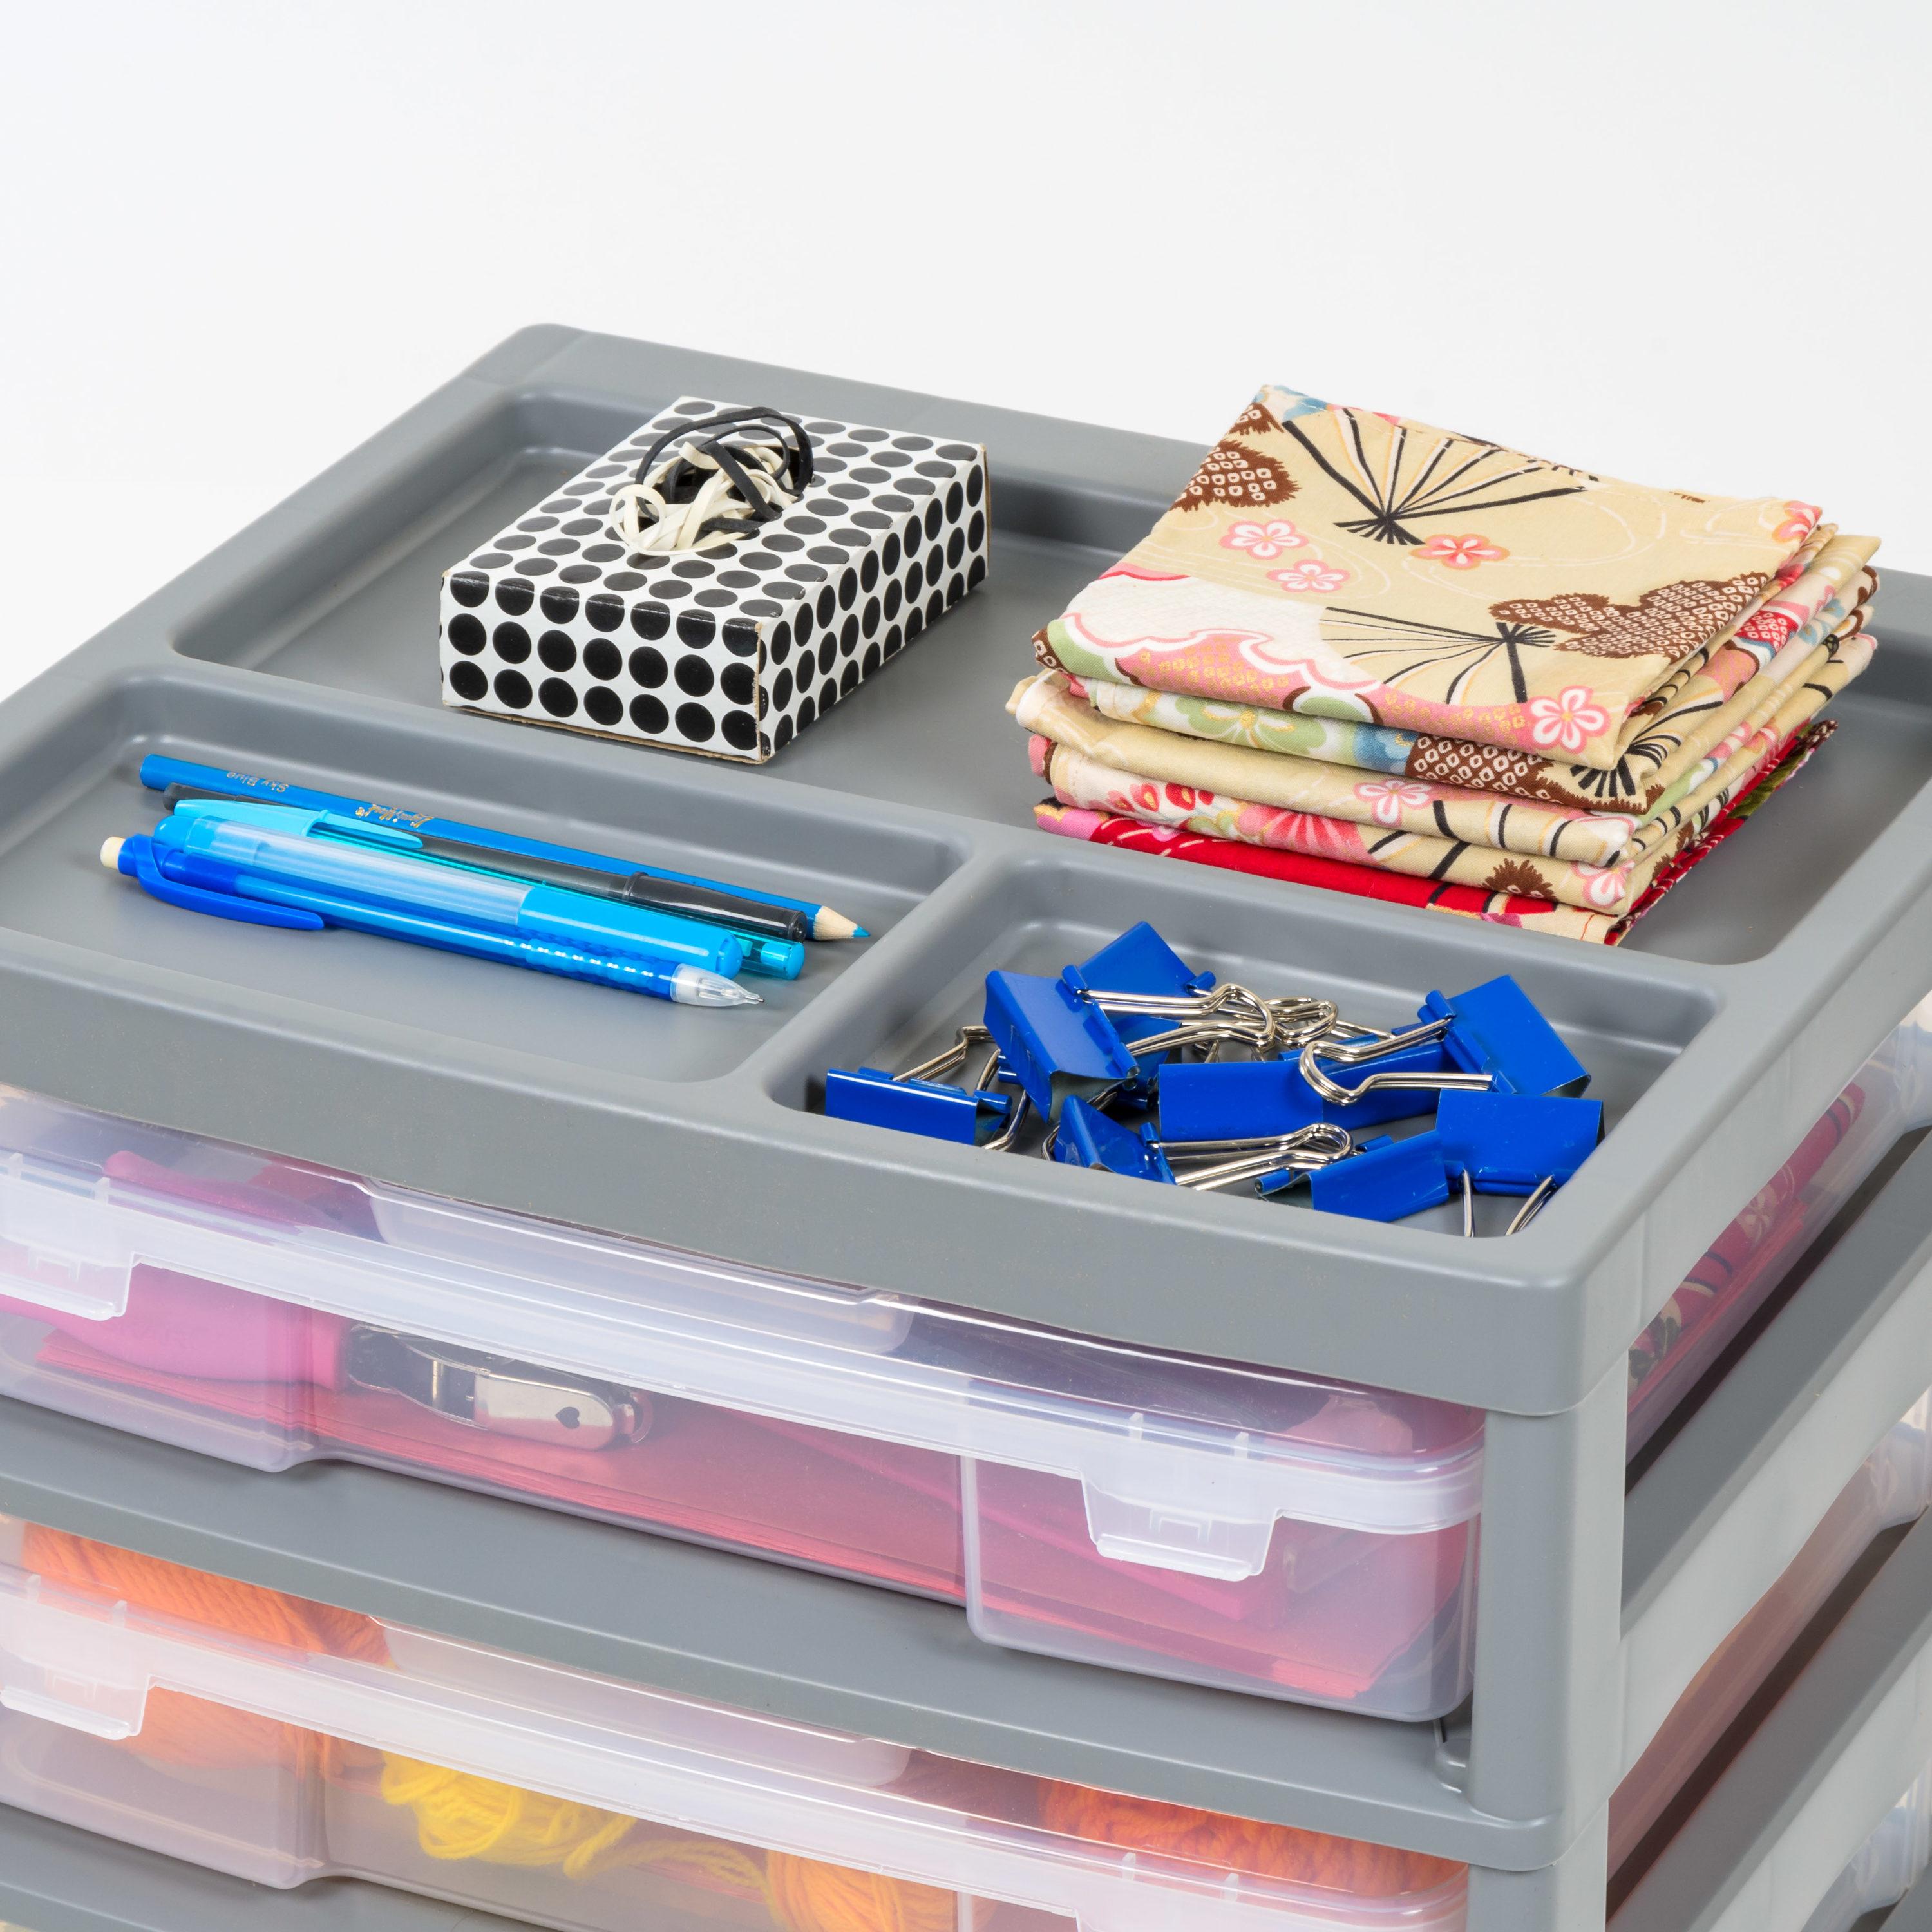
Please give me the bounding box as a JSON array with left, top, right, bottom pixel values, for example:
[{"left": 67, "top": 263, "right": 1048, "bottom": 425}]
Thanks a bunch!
[{"left": 0, "top": 329, "right": 1929, "bottom": 1927}]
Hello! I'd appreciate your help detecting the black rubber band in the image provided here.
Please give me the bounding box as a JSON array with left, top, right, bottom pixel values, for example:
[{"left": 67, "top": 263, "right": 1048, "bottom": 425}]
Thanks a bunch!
[{"left": 632, "top": 406, "right": 815, "bottom": 500}]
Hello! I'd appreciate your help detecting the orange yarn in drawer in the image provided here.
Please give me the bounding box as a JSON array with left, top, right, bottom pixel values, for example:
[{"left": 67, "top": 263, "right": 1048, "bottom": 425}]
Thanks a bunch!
[
  {"left": 1039, "top": 1777, "right": 1463, "bottom": 1897},
  {"left": 766, "top": 1848, "right": 962, "bottom": 1932},
  {"left": 17, "top": 1524, "right": 387, "bottom": 1770}
]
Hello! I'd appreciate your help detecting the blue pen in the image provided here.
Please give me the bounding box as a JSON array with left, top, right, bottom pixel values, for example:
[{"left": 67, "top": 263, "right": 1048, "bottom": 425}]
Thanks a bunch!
[
  {"left": 138, "top": 755, "right": 868, "bottom": 942},
  {"left": 102, "top": 803, "right": 761, "bottom": 1009}
]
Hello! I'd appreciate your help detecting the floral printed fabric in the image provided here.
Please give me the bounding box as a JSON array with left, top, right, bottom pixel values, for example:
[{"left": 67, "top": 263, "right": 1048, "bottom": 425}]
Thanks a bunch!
[
  {"left": 1035, "top": 722, "right": 1836, "bottom": 948},
  {"left": 1018, "top": 671, "right": 1643, "bottom": 866},
  {"left": 1067, "top": 536, "right": 1875, "bottom": 818},
  {"left": 1019, "top": 595, "right": 1864, "bottom": 871},
  {"left": 1028, "top": 630, "right": 1869, "bottom": 914},
  {"left": 1034, "top": 384, "right": 1870, "bottom": 768},
  {"left": 1014, "top": 611, "right": 1867, "bottom": 879}
]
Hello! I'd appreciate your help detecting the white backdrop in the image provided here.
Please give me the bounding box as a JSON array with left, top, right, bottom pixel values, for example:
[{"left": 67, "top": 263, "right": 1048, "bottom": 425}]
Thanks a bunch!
[{"left": 1, "top": 0, "right": 1926, "bottom": 705}]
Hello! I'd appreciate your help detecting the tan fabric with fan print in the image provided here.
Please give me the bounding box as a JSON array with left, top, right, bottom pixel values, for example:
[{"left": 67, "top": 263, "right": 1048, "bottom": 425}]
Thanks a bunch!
[{"left": 1033, "top": 384, "right": 1874, "bottom": 769}]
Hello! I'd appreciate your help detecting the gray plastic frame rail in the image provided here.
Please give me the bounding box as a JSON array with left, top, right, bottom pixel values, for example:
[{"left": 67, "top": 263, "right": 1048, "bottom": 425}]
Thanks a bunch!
[
  {"left": 2, "top": 1130, "right": 1930, "bottom": 1927},
  {"left": 0, "top": 325, "right": 1927, "bottom": 1416}
]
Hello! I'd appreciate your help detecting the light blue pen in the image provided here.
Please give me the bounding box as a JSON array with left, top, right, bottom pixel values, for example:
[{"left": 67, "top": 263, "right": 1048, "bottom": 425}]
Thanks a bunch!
[{"left": 102, "top": 801, "right": 761, "bottom": 1009}]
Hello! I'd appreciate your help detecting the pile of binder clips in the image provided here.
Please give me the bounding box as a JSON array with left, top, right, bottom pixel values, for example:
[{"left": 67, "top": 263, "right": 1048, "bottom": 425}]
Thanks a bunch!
[{"left": 824, "top": 922, "right": 1602, "bottom": 1231}]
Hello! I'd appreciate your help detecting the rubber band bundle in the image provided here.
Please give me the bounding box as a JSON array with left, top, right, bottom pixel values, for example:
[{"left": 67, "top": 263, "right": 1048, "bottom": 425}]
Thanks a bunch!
[{"left": 608, "top": 405, "right": 815, "bottom": 556}]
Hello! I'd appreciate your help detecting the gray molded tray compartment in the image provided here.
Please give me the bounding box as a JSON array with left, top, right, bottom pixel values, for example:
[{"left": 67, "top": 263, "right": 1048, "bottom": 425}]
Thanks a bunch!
[
  {"left": 764, "top": 848, "right": 1707, "bottom": 1245},
  {"left": 0, "top": 326, "right": 1928, "bottom": 1420},
  {"left": 0, "top": 677, "right": 960, "bottom": 1083}
]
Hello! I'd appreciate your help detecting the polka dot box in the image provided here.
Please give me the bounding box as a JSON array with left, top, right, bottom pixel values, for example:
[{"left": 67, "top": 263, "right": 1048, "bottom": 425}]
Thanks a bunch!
[{"left": 438, "top": 397, "right": 990, "bottom": 764}]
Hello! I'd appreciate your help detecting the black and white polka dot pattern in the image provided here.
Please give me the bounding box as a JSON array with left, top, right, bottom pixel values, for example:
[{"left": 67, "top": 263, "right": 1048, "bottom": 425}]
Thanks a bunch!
[{"left": 437, "top": 396, "right": 990, "bottom": 762}]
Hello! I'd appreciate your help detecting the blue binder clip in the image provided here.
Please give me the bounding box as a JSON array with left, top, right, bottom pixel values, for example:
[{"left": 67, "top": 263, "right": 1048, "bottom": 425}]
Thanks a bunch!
[
  {"left": 1307, "top": 1130, "right": 1452, "bottom": 1222},
  {"left": 1052, "top": 1098, "right": 1176, "bottom": 1183},
  {"left": 1157, "top": 1060, "right": 1324, "bottom": 1143},
  {"left": 824, "top": 1068, "right": 1016, "bottom": 1146},
  {"left": 1301, "top": 1032, "right": 1463, "bottom": 1126},
  {"left": 1419, "top": 975, "right": 1590, "bottom": 1097},
  {"left": 1072, "top": 922, "right": 1215, "bottom": 1042},
  {"left": 984, "top": 970, "right": 1137, "bottom": 1121},
  {"left": 1435, "top": 1089, "right": 1603, "bottom": 1193},
  {"left": 1069, "top": 921, "right": 1218, "bottom": 1101}
]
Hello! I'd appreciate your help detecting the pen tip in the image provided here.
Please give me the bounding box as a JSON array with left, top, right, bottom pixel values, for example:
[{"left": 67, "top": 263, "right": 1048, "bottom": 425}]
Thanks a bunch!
[{"left": 99, "top": 837, "right": 125, "bottom": 871}]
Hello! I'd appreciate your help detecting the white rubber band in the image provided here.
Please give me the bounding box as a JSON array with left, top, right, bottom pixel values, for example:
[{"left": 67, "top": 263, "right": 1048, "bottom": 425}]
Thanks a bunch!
[{"left": 609, "top": 440, "right": 799, "bottom": 556}]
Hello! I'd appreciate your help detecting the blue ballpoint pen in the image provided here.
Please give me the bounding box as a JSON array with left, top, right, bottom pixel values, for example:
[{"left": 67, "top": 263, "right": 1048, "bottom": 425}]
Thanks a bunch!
[
  {"left": 137, "top": 755, "right": 867, "bottom": 942},
  {"left": 102, "top": 802, "right": 762, "bottom": 1009}
]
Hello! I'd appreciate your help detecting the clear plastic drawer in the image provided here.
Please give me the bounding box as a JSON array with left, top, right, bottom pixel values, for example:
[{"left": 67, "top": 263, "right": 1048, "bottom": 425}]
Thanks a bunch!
[
  {"left": 0, "top": 998, "right": 1925, "bottom": 1720},
  {"left": 0, "top": 1520, "right": 1469, "bottom": 1932},
  {"left": 1799, "top": 1761, "right": 1932, "bottom": 1932},
  {"left": 1610, "top": 1392, "right": 1932, "bottom": 1875}
]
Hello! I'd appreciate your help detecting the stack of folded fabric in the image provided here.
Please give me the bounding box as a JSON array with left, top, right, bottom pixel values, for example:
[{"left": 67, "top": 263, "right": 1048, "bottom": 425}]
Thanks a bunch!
[{"left": 1011, "top": 386, "right": 1880, "bottom": 942}]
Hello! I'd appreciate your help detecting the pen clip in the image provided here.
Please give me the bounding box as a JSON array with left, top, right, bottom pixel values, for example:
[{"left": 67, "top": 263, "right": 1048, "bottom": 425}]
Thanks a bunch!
[
  {"left": 169, "top": 798, "right": 424, "bottom": 851},
  {"left": 126, "top": 836, "right": 324, "bottom": 931}
]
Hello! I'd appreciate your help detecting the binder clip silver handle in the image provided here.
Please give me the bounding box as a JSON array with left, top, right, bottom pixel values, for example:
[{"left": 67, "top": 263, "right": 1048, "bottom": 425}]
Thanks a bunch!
[
  {"left": 1298, "top": 1018, "right": 1493, "bottom": 1108},
  {"left": 1160, "top": 1122, "right": 1354, "bottom": 1193},
  {"left": 1080, "top": 983, "right": 1340, "bottom": 1060},
  {"left": 898, "top": 1023, "right": 997, "bottom": 1088}
]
